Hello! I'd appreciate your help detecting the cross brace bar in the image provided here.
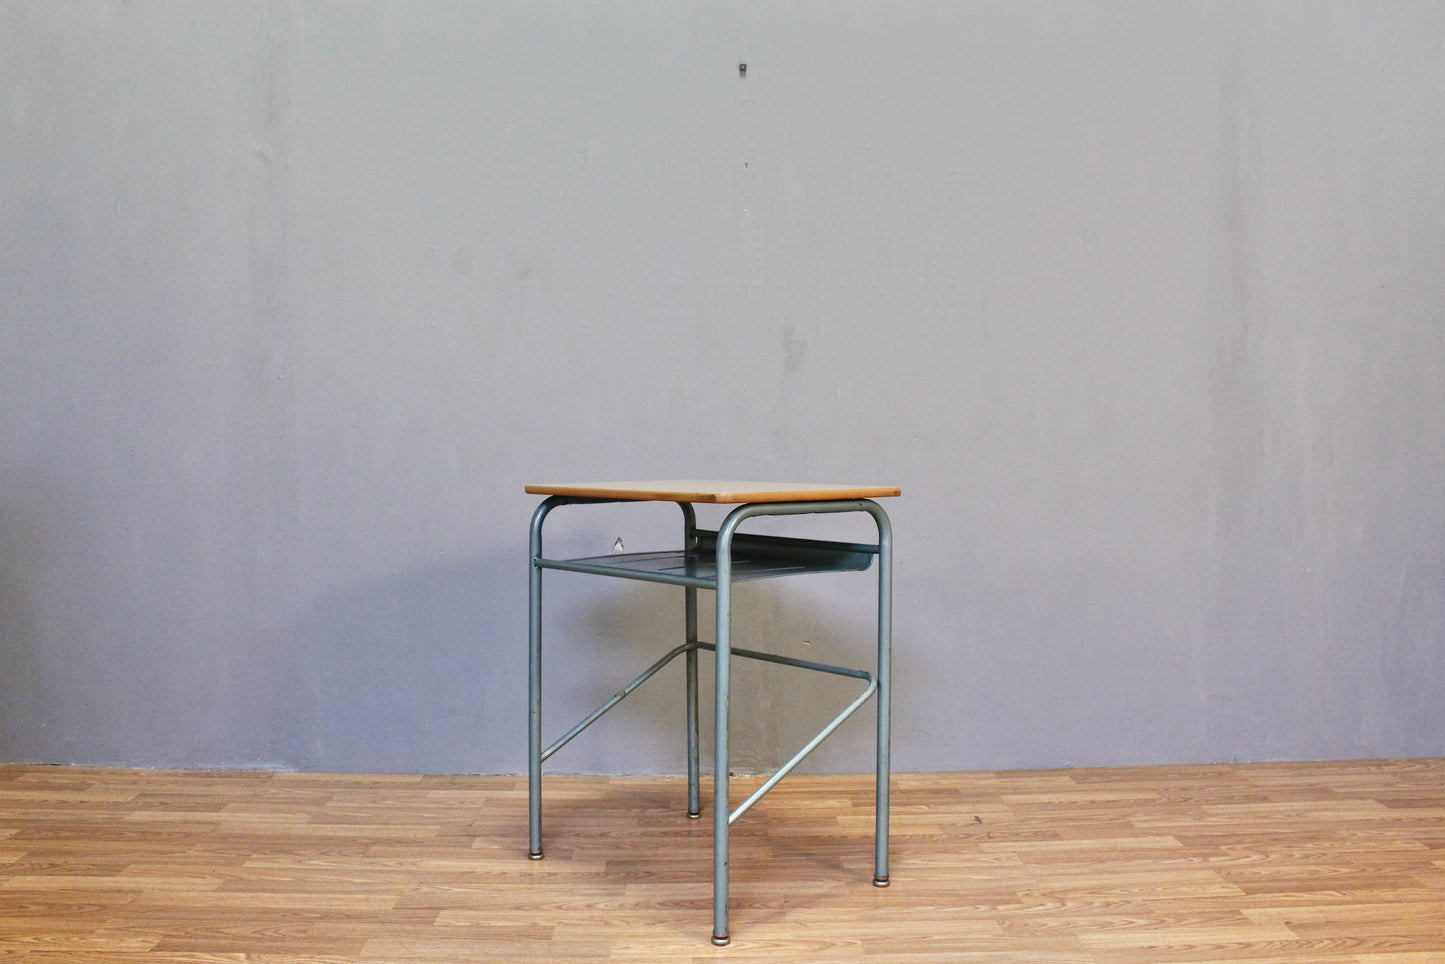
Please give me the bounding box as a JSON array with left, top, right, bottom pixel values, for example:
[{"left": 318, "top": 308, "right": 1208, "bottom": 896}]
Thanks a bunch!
[{"left": 540, "top": 639, "right": 876, "bottom": 827}]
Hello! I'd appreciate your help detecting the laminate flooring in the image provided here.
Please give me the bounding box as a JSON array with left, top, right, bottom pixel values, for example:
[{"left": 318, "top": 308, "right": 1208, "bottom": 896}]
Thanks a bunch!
[{"left": 2, "top": 759, "right": 1443, "bottom": 962}]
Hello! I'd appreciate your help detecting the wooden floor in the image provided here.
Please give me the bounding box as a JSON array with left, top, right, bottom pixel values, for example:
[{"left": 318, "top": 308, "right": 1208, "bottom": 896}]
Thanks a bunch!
[{"left": 1, "top": 761, "right": 1443, "bottom": 962}]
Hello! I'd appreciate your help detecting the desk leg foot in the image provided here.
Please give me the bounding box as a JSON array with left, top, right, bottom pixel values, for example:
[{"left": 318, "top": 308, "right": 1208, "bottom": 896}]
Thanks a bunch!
[
  {"left": 873, "top": 875, "right": 890, "bottom": 887},
  {"left": 711, "top": 933, "right": 730, "bottom": 946},
  {"left": 687, "top": 809, "right": 701, "bottom": 819},
  {"left": 528, "top": 850, "right": 544, "bottom": 861}
]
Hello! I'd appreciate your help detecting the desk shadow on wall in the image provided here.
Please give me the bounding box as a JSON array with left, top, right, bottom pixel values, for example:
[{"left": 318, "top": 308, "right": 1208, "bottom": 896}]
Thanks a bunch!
[
  {"left": 0, "top": 500, "right": 47, "bottom": 760},
  {"left": 278, "top": 552, "right": 883, "bottom": 777},
  {"left": 279, "top": 551, "right": 528, "bottom": 774}
]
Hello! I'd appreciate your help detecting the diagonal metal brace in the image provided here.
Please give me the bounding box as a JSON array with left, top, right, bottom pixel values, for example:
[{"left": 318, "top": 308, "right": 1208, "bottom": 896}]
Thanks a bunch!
[
  {"left": 540, "top": 640, "right": 877, "bottom": 822},
  {"left": 540, "top": 641, "right": 693, "bottom": 763}
]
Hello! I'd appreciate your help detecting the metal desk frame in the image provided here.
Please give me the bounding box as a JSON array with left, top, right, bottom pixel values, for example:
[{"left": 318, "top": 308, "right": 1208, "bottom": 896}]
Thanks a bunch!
[{"left": 527, "top": 487, "right": 893, "bottom": 945}]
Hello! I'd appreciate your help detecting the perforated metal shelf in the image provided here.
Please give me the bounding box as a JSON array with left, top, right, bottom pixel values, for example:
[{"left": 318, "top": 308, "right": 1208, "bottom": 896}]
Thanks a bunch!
[{"left": 534, "top": 531, "right": 878, "bottom": 589}]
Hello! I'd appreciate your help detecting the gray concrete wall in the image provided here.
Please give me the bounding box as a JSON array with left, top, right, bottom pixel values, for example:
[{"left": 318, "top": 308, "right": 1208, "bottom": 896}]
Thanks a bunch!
[{"left": 2, "top": 2, "right": 1442, "bottom": 774}]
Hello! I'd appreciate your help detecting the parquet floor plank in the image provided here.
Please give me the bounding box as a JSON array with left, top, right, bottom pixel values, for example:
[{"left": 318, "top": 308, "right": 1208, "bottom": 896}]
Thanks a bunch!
[{"left": 1, "top": 761, "right": 1442, "bottom": 960}]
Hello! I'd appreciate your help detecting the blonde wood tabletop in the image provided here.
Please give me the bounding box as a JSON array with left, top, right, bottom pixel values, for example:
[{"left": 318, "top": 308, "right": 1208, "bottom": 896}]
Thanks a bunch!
[{"left": 524, "top": 480, "right": 901, "bottom": 503}]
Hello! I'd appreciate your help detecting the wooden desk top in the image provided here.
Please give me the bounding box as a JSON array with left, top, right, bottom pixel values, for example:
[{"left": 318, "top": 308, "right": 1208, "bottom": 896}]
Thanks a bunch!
[{"left": 524, "top": 480, "right": 901, "bottom": 504}]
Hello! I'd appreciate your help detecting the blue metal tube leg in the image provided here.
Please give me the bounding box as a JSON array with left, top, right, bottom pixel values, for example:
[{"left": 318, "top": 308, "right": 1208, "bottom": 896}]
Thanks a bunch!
[
  {"left": 711, "top": 508, "right": 738, "bottom": 946},
  {"left": 683, "top": 503, "right": 701, "bottom": 819},
  {"left": 686, "top": 595, "right": 700, "bottom": 818},
  {"left": 528, "top": 497, "right": 559, "bottom": 860},
  {"left": 871, "top": 502, "right": 893, "bottom": 886}
]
